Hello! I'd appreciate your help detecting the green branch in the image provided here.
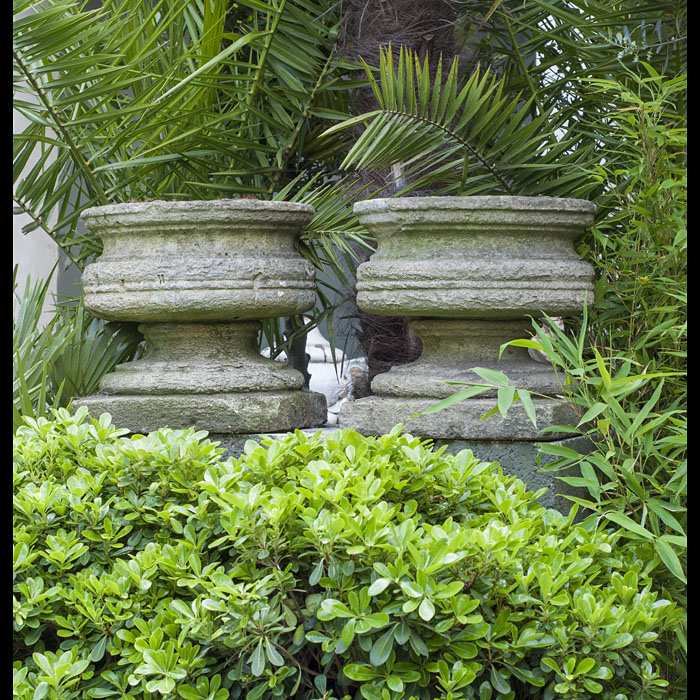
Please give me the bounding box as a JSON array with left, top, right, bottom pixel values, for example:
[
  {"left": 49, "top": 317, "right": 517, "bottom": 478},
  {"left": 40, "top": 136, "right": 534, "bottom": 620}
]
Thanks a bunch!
[
  {"left": 267, "top": 51, "right": 336, "bottom": 196},
  {"left": 503, "top": 13, "right": 546, "bottom": 118},
  {"left": 237, "top": 0, "right": 288, "bottom": 140}
]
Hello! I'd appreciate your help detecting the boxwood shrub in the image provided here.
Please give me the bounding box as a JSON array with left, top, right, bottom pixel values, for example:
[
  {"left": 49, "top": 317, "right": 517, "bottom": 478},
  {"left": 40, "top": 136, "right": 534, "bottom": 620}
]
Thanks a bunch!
[{"left": 13, "top": 408, "right": 681, "bottom": 700}]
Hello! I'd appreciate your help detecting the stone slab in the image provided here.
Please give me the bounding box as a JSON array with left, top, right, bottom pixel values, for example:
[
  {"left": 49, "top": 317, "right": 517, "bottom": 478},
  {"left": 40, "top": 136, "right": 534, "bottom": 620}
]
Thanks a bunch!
[
  {"left": 431, "top": 435, "right": 594, "bottom": 513},
  {"left": 337, "top": 395, "right": 579, "bottom": 440},
  {"left": 73, "top": 390, "right": 327, "bottom": 435}
]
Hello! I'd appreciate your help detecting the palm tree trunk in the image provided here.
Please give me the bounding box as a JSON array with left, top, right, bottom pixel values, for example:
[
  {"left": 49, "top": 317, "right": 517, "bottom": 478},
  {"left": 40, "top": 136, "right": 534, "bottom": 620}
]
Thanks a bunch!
[{"left": 338, "top": 0, "right": 459, "bottom": 387}]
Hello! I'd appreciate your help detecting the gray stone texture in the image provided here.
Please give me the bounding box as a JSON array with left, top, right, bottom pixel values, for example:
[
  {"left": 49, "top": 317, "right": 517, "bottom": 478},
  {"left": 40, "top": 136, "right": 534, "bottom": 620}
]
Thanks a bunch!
[
  {"left": 99, "top": 322, "right": 304, "bottom": 394},
  {"left": 370, "top": 319, "right": 565, "bottom": 398},
  {"left": 82, "top": 200, "right": 317, "bottom": 322},
  {"left": 76, "top": 391, "right": 327, "bottom": 435},
  {"left": 338, "top": 396, "right": 579, "bottom": 440},
  {"left": 340, "top": 196, "right": 596, "bottom": 441},
  {"left": 432, "top": 434, "right": 595, "bottom": 513},
  {"left": 75, "top": 199, "right": 327, "bottom": 433},
  {"left": 353, "top": 196, "right": 596, "bottom": 318}
]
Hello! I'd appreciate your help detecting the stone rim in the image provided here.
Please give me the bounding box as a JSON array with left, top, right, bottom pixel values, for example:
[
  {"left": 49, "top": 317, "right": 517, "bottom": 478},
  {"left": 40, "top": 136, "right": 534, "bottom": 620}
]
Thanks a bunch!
[
  {"left": 81, "top": 199, "right": 319, "bottom": 321},
  {"left": 83, "top": 199, "right": 315, "bottom": 220},
  {"left": 354, "top": 195, "right": 597, "bottom": 216}
]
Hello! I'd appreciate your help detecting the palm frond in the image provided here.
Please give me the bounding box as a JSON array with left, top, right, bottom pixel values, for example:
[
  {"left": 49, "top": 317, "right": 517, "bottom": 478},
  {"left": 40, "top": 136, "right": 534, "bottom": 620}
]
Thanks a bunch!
[
  {"left": 13, "top": 0, "right": 359, "bottom": 271},
  {"left": 48, "top": 302, "right": 144, "bottom": 401},
  {"left": 324, "top": 45, "right": 595, "bottom": 196}
]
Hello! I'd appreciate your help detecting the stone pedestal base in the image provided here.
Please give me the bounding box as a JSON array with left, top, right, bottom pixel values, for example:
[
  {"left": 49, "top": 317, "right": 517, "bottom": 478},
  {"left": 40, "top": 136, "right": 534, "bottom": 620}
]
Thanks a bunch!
[
  {"left": 74, "top": 321, "right": 327, "bottom": 434},
  {"left": 432, "top": 435, "right": 593, "bottom": 513},
  {"left": 74, "top": 390, "right": 327, "bottom": 435},
  {"left": 339, "top": 318, "right": 577, "bottom": 440},
  {"left": 338, "top": 395, "right": 578, "bottom": 440},
  {"left": 370, "top": 319, "right": 564, "bottom": 398}
]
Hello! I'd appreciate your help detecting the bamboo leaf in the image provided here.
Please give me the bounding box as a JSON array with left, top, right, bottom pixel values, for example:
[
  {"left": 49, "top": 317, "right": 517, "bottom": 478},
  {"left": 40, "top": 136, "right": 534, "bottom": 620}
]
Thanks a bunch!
[
  {"left": 604, "top": 512, "right": 653, "bottom": 540},
  {"left": 653, "top": 539, "right": 686, "bottom": 583},
  {"left": 411, "top": 385, "right": 490, "bottom": 417}
]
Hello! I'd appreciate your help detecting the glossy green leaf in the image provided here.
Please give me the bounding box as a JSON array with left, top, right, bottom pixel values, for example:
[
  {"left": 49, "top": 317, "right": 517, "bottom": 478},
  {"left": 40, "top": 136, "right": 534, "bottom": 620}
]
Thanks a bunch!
[{"left": 369, "top": 627, "right": 395, "bottom": 667}]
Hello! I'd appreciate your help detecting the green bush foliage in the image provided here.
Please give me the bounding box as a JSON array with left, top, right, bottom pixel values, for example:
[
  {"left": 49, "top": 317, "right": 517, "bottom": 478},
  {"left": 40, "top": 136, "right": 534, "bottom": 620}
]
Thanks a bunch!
[
  {"left": 413, "top": 65, "right": 687, "bottom": 697},
  {"left": 14, "top": 410, "right": 683, "bottom": 700}
]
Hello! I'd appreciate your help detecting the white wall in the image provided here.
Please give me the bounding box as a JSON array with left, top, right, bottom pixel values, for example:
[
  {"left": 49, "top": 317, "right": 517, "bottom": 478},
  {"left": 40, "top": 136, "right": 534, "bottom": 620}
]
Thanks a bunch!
[{"left": 13, "top": 94, "right": 61, "bottom": 325}]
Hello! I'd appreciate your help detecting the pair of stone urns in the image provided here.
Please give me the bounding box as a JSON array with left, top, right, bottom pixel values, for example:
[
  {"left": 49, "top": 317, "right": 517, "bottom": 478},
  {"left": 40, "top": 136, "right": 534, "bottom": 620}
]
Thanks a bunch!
[{"left": 76, "top": 196, "right": 596, "bottom": 443}]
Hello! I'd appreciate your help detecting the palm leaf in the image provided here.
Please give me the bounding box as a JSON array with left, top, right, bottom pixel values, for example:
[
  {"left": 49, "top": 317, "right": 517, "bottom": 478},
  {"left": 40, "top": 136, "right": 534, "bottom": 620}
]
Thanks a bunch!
[
  {"left": 324, "top": 45, "right": 594, "bottom": 196},
  {"left": 14, "top": 0, "right": 359, "bottom": 272}
]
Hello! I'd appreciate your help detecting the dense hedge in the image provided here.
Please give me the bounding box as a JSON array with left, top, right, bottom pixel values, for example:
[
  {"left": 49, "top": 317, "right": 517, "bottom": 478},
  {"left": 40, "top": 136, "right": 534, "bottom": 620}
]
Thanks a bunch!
[{"left": 13, "top": 409, "right": 681, "bottom": 699}]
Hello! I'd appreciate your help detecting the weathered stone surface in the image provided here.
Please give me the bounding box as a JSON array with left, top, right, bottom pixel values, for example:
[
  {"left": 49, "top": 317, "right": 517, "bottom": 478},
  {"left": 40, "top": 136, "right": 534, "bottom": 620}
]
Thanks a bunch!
[
  {"left": 74, "top": 391, "right": 327, "bottom": 435},
  {"left": 76, "top": 199, "right": 327, "bottom": 434},
  {"left": 353, "top": 196, "right": 596, "bottom": 318},
  {"left": 340, "top": 196, "right": 595, "bottom": 441},
  {"left": 432, "top": 435, "right": 595, "bottom": 513},
  {"left": 82, "top": 200, "right": 316, "bottom": 322},
  {"left": 338, "top": 395, "right": 579, "bottom": 440},
  {"left": 99, "top": 322, "right": 304, "bottom": 394},
  {"left": 370, "top": 319, "right": 564, "bottom": 398}
]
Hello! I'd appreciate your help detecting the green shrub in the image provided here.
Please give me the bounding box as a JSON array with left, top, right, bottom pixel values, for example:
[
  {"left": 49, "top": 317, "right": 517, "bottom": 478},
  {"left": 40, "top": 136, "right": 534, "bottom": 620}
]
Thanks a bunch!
[
  {"left": 506, "top": 67, "right": 687, "bottom": 694},
  {"left": 14, "top": 410, "right": 682, "bottom": 700}
]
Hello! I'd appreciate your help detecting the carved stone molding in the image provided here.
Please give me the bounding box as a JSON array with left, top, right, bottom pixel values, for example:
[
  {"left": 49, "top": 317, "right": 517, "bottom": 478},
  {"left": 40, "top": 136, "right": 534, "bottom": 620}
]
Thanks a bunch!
[
  {"left": 74, "top": 200, "right": 327, "bottom": 433},
  {"left": 339, "top": 196, "right": 596, "bottom": 439}
]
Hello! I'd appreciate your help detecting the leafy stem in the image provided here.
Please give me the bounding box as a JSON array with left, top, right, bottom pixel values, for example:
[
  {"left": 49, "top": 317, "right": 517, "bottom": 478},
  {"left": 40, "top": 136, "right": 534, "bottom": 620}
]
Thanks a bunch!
[{"left": 237, "top": 0, "right": 289, "bottom": 140}]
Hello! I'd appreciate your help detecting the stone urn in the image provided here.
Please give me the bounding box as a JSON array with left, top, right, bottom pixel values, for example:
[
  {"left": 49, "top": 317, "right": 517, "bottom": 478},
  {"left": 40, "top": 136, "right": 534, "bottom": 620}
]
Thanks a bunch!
[
  {"left": 73, "top": 200, "right": 327, "bottom": 434},
  {"left": 338, "top": 196, "right": 596, "bottom": 439}
]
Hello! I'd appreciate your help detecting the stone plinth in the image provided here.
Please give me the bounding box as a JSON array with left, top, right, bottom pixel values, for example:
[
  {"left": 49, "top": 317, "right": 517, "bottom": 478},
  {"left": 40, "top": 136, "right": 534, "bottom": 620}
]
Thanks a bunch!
[
  {"left": 74, "top": 200, "right": 327, "bottom": 433},
  {"left": 339, "top": 395, "right": 578, "bottom": 441},
  {"left": 339, "top": 196, "right": 596, "bottom": 439}
]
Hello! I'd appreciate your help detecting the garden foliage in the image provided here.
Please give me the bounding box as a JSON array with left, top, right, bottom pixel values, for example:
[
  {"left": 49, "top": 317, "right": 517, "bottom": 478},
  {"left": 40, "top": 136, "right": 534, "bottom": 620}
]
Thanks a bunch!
[
  {"left": 13, "top": 0, "right": 686, "bottom": 419},
  {"left": 13, "top": 1, "right": 686, "bottom": 697},
  {"left": 514, "top": 66, "right": 687, "bottom": 692},
  {"left": 13, "top": 267, "right": 143, "bottom": 433},
  {"left": 395, "top": 64, "right": 687, "bottom": 695},
  {"left": 12, "top": 0, "right": 366, "bottom": 269},
  {"left": 13, "top": 0, "right": 372, "bottom": 374},
  {"left": 14, "top": 410, "right": 683, "bottom": 699}
]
